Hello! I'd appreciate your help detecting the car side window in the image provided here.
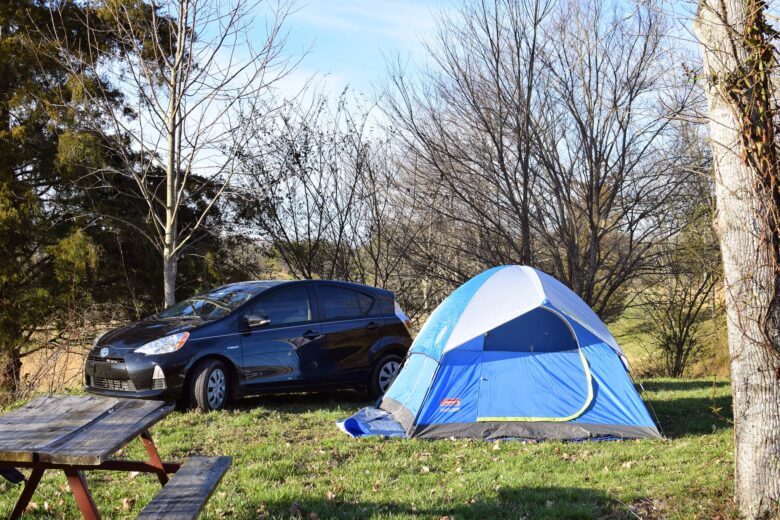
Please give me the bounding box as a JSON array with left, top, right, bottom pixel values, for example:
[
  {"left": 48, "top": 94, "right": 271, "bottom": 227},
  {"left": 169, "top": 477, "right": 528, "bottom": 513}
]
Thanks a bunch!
[
  {"left": 250, "top": 287, "right": 312, "bottom": 325},
  {"left": 320, "top": 286, "right": 374, "bottom": 320}
]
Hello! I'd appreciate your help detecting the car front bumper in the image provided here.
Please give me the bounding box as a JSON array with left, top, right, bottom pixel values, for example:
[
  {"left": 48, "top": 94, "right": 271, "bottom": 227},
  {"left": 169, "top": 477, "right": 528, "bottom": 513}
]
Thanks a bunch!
[{"left": 84, "top": 349, "right": 183, "bottom": 400}]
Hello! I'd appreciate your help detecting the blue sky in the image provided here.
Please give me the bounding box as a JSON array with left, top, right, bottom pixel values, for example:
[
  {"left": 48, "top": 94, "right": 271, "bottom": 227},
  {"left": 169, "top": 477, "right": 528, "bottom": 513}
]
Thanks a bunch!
[
  {"left": 277, "top": 0, "right": 452, "bottom": 98},
  {"left": 269, "top": 0, "right": 705, "bottom": 100}
]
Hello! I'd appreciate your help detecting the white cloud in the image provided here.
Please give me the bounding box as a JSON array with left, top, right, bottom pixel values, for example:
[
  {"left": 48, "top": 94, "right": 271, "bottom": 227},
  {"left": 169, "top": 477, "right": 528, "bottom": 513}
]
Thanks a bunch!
[{"left": 294, "top": 0, "right": 443, "bottom": 49}]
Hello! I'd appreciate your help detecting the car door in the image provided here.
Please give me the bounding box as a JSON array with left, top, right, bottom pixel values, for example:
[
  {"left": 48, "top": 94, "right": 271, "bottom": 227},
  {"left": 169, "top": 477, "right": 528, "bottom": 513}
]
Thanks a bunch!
[
  {"left": 315, "top": 285, "right": 382, "bottom": 384},
  {"left": 239, "top": 285, "right": 326, "bottom": 389}
]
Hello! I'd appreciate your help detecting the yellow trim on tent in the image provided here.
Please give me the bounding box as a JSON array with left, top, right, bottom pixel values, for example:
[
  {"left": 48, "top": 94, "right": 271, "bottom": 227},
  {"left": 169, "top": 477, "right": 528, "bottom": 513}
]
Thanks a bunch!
[{"left": 476, "top": 308, "right": 594, "bottom": 423}]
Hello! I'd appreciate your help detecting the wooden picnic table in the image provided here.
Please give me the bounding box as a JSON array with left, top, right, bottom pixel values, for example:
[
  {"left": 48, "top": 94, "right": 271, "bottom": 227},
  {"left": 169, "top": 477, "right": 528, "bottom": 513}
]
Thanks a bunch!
[{"left": 0, "top": 395, "right": 230, "bottom": 520}]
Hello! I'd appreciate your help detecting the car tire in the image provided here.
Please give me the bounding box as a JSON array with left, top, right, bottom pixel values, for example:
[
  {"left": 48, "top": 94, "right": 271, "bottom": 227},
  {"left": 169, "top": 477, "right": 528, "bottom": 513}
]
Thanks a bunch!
[
  {"left": 190, "top": 360, "right": 230, "bottom": 412},
  {"left": 369, "top": 354, "right": 403, "bottom": 399}
]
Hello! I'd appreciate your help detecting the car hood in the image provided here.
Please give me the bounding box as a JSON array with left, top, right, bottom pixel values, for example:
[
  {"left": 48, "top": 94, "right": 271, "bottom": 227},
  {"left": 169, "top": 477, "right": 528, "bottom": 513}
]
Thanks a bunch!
[{"left": 96, "top": 318, "right": 202, "bottom": 352}]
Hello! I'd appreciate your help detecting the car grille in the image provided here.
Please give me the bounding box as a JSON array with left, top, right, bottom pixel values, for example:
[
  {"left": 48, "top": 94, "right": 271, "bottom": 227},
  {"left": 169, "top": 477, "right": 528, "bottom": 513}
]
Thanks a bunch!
[
  {"left": 88, "top": 354, "right": 123, "bottom": 363},
  {"left": 90, "top": 376, "right": 136, "bottom": 391}
]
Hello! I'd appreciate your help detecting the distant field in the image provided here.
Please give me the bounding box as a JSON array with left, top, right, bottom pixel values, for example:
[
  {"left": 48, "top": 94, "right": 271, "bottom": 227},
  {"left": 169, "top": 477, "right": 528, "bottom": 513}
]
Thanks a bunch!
[
  {"left": 610, "top": 306, "right": 729, "bottom": 378},
  {"left": 0, "top": 378, "right": 734, "bottom": 519}
]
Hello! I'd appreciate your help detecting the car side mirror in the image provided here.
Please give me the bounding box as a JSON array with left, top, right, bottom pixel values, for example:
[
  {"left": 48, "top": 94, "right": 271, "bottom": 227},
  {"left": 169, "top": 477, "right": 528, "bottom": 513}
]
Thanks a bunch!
[{"left": 243, "top": 314, "right": 271, "bottom": 329}]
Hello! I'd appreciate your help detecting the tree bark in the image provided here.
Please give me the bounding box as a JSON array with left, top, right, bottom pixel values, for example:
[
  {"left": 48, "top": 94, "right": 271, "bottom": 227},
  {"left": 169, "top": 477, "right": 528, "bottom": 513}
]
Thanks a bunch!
[
  {"left": 695, "top": 2, "right": 780, "bottom": 517},
  {"left": 0, "top": 348, "right": 21, "bottom": 405},
  {"left": 162, "top": 251, "right": 177, "bottom": 308}
]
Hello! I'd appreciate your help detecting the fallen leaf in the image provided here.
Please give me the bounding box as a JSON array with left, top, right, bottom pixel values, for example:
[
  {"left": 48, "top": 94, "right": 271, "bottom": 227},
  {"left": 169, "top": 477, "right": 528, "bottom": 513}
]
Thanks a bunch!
[
  {"left": 121, "top": 497, "right": 135, "bottom": 511},
  {"left": 421, "top": 466, "right": 431, "bottom": 474}
]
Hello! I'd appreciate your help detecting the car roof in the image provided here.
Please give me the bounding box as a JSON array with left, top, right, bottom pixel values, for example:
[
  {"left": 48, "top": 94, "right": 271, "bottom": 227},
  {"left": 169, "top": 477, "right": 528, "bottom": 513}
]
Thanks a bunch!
[{"left": 227, "top": 279, "right": 393, "bottom": 297}]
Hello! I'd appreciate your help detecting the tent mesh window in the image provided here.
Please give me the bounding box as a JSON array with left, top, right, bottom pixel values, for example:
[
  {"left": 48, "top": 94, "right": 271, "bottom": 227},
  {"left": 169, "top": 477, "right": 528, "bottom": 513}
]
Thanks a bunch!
[{"left": 483, "top": 307, "right": 577, "bottom": 353}]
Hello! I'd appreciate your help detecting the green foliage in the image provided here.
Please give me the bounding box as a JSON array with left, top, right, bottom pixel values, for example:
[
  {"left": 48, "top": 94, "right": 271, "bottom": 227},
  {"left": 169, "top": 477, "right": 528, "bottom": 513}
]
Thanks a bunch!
[
  {"left": 0, "top": 0, "right": 243, "bottom": 398},
  {"left": 48, "top": 229, "right": 99, "bottom": 285},
  {"left": 55, "top": 130, "right": 106, "bottom": 177},
  {"left": 0, "top": 0, "right": 128, "bottom": 397}
]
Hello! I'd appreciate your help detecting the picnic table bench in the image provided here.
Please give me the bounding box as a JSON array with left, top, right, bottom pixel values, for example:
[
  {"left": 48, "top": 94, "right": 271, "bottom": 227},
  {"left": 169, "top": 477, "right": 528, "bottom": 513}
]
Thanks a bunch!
[{"left": 0, "top": 395, "right": 231, "bottom": 519}]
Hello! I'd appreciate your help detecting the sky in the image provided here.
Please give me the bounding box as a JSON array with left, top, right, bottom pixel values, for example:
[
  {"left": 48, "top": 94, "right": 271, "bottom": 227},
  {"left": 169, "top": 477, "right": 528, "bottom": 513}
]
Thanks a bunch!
[
  {"left": 270, "top": 0, "right": 708, "bottom": 102},
  {"left": 276, "top": 0, "right": 452, "bottom": 98}
]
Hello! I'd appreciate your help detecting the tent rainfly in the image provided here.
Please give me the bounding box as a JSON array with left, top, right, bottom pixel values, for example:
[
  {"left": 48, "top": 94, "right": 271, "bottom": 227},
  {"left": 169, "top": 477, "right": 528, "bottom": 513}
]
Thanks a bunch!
[{"left": 338, "top": 265, "right": 662, "bottom": 441}]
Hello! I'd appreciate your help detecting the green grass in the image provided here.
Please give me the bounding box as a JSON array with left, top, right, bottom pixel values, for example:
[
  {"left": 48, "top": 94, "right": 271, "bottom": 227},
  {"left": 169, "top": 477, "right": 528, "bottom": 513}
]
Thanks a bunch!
[{"left": 0, "top": 378, "right": 734, "bottom": 519}]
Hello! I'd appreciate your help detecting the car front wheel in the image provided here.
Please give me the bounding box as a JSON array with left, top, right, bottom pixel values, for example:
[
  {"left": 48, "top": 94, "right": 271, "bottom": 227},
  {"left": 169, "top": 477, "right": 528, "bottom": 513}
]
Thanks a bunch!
[
  {"left": 369, "top": 354, "right": 402, "bottom": 399},
  {"left": 191, "top": 360, "right": 230, "bottom": 412}
]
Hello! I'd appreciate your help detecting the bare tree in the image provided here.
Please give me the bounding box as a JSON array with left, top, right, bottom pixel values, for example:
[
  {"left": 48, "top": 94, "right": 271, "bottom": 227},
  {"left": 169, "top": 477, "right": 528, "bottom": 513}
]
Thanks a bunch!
[
  {"left": 639, "top": 202, "right": 720, "bottom": 377},
  {"left": 234, "top": 91, "right": 425, "bottom": 313},
  {"left": 385, "top": 0, "right": 698, "bottom": 321},
  {"left": 636, "top": 119, "right": 721, "bottom": 377},
  {"left": 695, "top": 0, "right": 780, "bottom": 516},
  {"left": 236, "top": 93, "right": 368, "bottom": 280},
  {"left": 44, "top": 0, "right": 296, "bottom": 306},
  {"left": 529, "top": 1, "right": 699, "bottom": 320},
  {"left": 385, "top": 0, "right": 553, "bottom": 269}
]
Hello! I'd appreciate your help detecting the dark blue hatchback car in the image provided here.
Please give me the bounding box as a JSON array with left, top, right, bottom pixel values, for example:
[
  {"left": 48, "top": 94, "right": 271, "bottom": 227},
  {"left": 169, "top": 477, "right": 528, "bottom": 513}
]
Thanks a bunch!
[{"left": 85, "top": 280, "right": 412, "bottom": 410}]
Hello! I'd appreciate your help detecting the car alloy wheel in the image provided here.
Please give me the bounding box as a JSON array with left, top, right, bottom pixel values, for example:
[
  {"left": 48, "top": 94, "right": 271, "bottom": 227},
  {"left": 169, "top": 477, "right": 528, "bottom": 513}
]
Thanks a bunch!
[
  {"left": 191, "top": 359, "right": 230, "bottom": 411},
  {"left": 377, "top": 359, "right": 400, "bottom": 393},
  {"left": 207, "top": 368, "right": 226, "bottom": 409}
]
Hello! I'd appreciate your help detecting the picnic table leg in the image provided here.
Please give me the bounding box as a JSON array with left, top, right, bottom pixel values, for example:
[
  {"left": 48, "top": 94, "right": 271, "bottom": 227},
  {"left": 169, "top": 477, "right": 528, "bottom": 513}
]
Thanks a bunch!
[
  {"left": 9, "top": 467, "right": 44, "bottom": 520},
  {"left": 65, "top": 470, "right": 100, "bottom": 520},
  {"left": 140, "top": 430, "right": 169, "bottom": 485}
]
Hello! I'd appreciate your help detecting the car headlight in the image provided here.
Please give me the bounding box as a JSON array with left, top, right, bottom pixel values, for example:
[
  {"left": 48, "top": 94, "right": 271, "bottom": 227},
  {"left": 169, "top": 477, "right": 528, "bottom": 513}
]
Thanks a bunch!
[{"left": 135, "top": 332, "right": 190, "bottom": 355}]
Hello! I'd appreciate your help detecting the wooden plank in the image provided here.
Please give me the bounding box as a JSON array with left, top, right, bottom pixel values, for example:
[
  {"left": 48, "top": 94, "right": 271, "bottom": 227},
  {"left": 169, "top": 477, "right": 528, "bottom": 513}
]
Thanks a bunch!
[
  {"left": 0, "top": 396, "right": 120, "bottom": 463},
  {"left": 39, "top": 399, "right": 175, "bottom": 465},
  {"left": 0, "top": 459, "right": 180, "bottom": 474},
  {"left": 0, "top": 396, "right": 174, "bottom": 465},
  {"left": 136, "top": 456, "right": 232, "bottom": 520}
]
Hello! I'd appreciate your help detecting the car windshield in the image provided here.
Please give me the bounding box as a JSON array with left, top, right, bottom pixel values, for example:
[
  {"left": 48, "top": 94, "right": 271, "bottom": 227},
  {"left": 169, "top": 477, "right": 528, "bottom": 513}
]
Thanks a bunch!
[{"left": 156, "top": 284, "right": 267, "bottom": 321}]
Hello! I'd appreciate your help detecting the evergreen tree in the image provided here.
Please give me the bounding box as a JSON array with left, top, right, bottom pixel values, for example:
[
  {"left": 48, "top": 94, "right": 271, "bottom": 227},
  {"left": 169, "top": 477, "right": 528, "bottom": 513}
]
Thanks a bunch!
[{"left": 0, "top": 0, "right": 104, "bottom": 400}]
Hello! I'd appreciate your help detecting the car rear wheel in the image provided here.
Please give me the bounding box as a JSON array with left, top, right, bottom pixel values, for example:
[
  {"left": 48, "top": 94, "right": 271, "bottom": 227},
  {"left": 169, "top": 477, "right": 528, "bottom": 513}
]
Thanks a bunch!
[
  {"left": 191, "top": 360, "right": 229, "bottom": 412},
  {"left": 369, "top": 354, "right": 403, "bottom": 399}
]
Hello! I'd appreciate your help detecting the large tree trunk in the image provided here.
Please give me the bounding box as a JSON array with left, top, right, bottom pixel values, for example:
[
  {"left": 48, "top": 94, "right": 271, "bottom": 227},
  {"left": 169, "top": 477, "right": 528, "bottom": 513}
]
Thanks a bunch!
[{"left": 695, "top": 2, "right": 780, "bottom": 517}]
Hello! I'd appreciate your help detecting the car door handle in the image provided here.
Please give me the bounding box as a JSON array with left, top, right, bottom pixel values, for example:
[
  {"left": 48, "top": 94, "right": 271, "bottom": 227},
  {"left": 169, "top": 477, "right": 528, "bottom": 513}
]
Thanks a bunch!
[
  {"left": 366, "top": 321, "right": 379, "bottom": 331},
  {"left": 302, "top": 330, "right": 322, "bottom": 340}
]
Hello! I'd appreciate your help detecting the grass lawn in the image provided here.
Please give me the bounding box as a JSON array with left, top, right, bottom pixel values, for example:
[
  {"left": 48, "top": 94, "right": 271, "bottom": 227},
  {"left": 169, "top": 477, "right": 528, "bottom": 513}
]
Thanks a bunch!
[{"left": 0, "top": 378, "right": 734, "bottom": 519}]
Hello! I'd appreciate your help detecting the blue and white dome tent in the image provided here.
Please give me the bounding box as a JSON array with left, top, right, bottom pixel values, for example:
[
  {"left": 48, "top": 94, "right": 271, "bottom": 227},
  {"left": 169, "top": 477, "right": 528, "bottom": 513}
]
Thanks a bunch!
[{"left": 338, "top": 265, "right": 661, "bottom": 440}]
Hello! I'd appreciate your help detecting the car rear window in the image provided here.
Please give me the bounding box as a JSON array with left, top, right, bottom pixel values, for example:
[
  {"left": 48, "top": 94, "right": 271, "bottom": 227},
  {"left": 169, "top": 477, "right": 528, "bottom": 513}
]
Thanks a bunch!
[{"left": 320, "top": 286, "right": 374, "bottom": 320}]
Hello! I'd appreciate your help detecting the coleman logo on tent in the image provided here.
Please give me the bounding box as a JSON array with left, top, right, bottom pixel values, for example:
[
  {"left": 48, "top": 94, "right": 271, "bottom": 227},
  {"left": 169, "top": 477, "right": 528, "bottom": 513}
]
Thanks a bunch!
[{"left": 440, "top": 398, "right": 461, "bottom": 407}]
